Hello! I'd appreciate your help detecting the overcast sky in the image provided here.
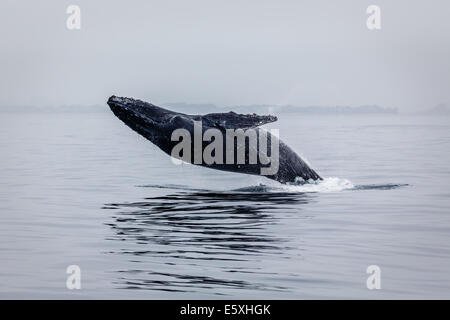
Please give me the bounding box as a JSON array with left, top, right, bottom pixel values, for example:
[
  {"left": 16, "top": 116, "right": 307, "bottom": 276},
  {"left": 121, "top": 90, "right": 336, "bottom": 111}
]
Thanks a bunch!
[{"left": 0, "top": 0, "right": 449, "bottom": 110}]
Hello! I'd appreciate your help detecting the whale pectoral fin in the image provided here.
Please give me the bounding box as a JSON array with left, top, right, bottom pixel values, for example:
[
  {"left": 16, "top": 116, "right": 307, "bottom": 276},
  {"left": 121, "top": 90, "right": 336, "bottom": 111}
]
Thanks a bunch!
[{"left": 203, "top": 111, "right": 278, "bottom": 130}]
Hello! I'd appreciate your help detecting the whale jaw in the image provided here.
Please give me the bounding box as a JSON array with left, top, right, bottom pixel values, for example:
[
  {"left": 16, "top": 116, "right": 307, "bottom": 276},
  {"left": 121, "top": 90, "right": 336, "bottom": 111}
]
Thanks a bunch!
[{"left": 107, "top": 95, "right": 176, "bottom": 145}]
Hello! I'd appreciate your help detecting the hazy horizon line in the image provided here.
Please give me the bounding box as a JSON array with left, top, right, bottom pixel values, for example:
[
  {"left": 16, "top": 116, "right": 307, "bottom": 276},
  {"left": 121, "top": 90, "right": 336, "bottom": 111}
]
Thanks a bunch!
[{"left": 1, "top": 102, "right": 449, "bottom": 115}]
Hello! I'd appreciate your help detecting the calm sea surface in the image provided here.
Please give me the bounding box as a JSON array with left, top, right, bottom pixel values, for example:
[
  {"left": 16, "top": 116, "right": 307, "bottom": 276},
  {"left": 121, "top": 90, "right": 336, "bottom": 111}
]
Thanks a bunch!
[{"left": 1, "top": 110, "right": 450, "bottom": 299}]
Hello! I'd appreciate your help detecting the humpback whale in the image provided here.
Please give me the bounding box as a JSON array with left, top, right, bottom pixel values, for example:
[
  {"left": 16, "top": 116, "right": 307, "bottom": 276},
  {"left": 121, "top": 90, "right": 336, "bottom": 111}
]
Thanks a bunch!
[{"left": 107, "top": 96, "right": 321, "bottom": 183}]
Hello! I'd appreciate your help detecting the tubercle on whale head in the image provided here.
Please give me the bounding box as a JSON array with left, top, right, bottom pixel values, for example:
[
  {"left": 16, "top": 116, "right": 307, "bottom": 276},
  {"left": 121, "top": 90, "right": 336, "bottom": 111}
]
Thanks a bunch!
[
  {"left": 107, "top": 95, "right": 178, "bottom": 125},
  {"left": 107, "top": 96, "right": 170, "bottom": 143},
  {"left": 111, "top": 95, "right": 176, "bottom": 118}
]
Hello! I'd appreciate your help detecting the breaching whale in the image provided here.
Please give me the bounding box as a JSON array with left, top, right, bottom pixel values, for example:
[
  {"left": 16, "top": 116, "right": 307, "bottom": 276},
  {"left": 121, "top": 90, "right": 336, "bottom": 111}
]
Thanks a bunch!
[{"left": 107, "top": 96, "right": 321, "bottom": 183}]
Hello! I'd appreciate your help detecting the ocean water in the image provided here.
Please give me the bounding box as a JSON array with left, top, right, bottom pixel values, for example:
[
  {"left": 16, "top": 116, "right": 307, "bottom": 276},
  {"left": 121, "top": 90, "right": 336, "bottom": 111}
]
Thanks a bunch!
[{"left": 1, "top": 110, "right": 450, "bottom": 299}]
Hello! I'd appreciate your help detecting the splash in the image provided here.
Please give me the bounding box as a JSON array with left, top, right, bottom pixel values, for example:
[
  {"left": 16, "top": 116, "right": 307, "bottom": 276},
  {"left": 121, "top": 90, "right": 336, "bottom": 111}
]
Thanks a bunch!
[
  {"left": 139, "top": 178, "right": 407, "bottom": 194},
  {"left": 233, "top": 177, "right": 354, "bottom": 193},
  {"left": 287, "top": 177, "right": 355, "bottom": 192}
]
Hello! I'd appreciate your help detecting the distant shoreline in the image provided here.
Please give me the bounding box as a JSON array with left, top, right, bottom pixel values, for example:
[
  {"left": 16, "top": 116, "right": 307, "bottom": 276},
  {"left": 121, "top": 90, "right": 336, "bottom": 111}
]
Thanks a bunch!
[
  {"left": 0, "top": 103, "right": 400, "bottom": 115},
  {"left": 2, "top": 103, "right": 448, "bottom": 116}
]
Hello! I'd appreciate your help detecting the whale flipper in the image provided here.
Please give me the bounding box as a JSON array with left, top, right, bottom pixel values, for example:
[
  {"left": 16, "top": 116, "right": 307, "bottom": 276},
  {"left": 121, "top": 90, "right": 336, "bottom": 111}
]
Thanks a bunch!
[{"left": 199, "top": 111, "right": 278, "bottom": 131}]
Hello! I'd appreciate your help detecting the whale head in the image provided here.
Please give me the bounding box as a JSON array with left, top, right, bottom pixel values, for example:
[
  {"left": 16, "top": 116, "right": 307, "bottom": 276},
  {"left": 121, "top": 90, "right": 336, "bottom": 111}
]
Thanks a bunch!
[{"left": 107, "top": 95, "right": 193, "bottom": 153}]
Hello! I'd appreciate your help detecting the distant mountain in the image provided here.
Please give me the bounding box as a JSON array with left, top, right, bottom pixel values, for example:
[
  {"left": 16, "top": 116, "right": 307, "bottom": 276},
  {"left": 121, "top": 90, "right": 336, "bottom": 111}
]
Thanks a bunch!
[
  {"left": 228, "top": 104, "right": 397, "bottom": 115},
  {"left": 161, "top": 103, "right": 398, "bottom": 115},
  {"left": 427, "top": 103, "right": 450, "bottom": 115},
  {"left": 0, "top": 104, "right": 105, "bottom": 113},
  {"left": 161, "top": 102, "right": 218, "bottom": 114}
]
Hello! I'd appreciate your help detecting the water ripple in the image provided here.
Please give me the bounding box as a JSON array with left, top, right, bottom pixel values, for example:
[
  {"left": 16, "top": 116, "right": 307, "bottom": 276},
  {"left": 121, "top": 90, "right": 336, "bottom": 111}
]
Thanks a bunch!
[{"left": 103, "top": 191, "right": 313, "bottom": 293}]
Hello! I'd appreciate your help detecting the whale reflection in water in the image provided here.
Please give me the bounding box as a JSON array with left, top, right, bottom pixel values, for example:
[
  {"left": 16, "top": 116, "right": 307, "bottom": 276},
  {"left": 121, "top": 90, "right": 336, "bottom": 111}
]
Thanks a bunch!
[{"left": 103, "top": 188, "right": 314, "bottom": 294}]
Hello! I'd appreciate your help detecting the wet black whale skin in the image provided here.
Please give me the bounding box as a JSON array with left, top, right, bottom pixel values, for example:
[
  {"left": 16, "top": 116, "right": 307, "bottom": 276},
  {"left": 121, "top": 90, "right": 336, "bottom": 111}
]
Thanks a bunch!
[{"left": 107, "top": 96, "right": 322, "bottom": 183}]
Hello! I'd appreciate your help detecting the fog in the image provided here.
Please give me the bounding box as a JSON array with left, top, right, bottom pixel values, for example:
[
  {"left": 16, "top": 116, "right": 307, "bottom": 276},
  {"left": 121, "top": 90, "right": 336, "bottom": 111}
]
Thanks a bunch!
[{"left": 1, "top": 0, "right": 449, "bottom": 111}]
